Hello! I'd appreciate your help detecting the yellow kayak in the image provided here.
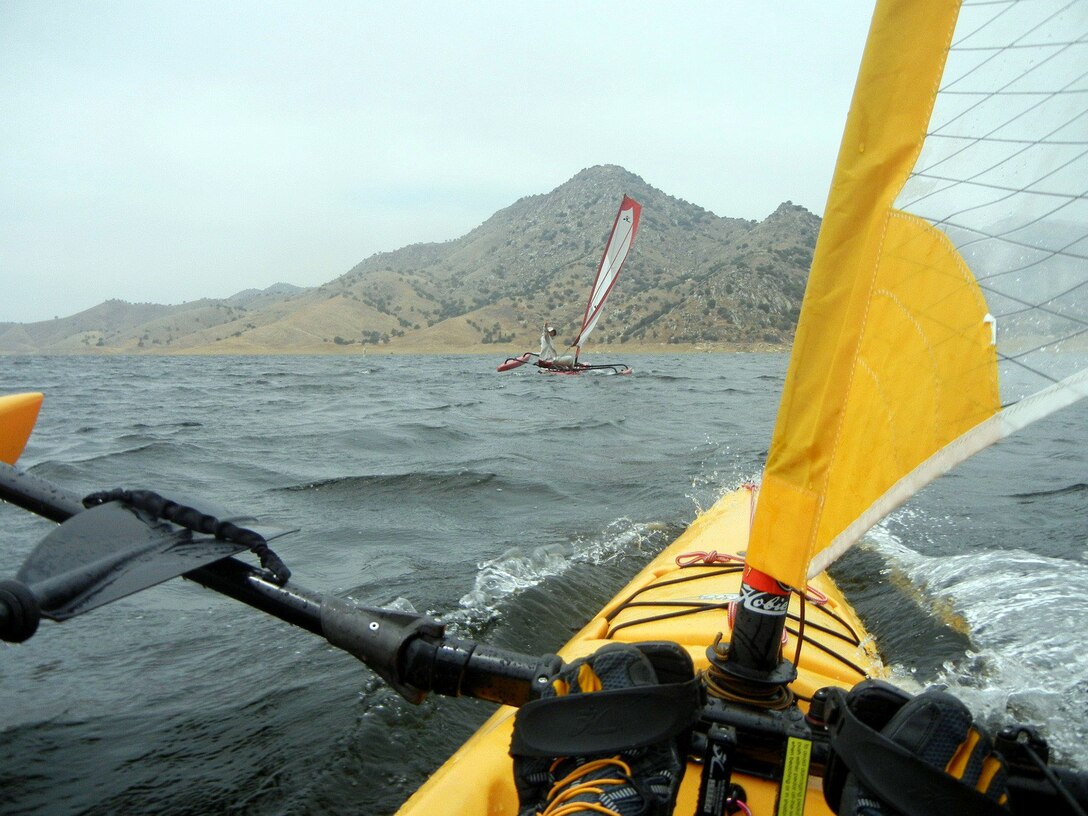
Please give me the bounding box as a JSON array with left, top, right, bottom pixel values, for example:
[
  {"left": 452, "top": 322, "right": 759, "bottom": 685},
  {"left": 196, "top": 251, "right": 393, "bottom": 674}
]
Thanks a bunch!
[
  {"left": 0, "top": 392, "right": 43, "bottom": 466},
  {"left": 397, "top": 485, "right": 885, "bottom": 815}
]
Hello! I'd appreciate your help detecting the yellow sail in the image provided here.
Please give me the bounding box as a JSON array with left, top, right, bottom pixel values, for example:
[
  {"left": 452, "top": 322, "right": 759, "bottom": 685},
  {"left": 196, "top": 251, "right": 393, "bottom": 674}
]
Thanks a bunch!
[
  {"left": 748, "top": 0, "right": 997, "bottom": 589},
  {"left": 749, "top": 0, "right": 1088, "bottom": 589}
]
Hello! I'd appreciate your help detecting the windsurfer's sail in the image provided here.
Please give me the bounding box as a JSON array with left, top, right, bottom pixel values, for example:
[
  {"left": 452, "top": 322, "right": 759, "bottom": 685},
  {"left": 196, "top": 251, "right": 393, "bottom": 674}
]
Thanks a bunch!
[
  {"left": 573, "top": 195, "right": 642, "bottom": 352},
  {"left": 747, "top": 0, "right": 1088, "bottom": 590}
]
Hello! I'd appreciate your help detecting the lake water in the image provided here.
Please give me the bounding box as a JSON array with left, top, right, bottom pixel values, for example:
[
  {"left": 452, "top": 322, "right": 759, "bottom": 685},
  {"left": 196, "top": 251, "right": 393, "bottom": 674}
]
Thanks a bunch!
[{"left": 1, "top": 353, "right": 1085, "bottom": 814}]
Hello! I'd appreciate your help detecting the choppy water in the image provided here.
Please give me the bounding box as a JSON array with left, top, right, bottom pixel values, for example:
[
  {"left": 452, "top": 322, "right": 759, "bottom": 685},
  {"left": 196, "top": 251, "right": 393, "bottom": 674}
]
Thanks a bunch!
[{"left": 1, "top": 354, "right": 1085, "bottom": 815}]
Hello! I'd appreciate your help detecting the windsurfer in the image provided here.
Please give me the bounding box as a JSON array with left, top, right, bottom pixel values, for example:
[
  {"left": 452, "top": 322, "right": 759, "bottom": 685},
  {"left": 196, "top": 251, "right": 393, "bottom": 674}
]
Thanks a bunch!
[{"left": 538, "top": 324, "right": 576, "bottom": 370}]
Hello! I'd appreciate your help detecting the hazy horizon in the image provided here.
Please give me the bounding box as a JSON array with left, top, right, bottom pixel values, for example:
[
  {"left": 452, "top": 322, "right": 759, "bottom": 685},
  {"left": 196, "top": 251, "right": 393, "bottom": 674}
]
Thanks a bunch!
[{"left": 1, "top": 2, "right": 871, "bottom": 323}]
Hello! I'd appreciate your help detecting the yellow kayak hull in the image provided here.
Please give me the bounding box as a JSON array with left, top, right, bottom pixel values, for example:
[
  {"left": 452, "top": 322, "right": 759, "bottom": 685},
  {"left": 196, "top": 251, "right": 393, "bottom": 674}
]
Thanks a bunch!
[
  {"left": 398, "top": 485, "right": 885, "bottom": 815},
  {"left": 0, "top": 392, "right": 44, "bottom": 466}
]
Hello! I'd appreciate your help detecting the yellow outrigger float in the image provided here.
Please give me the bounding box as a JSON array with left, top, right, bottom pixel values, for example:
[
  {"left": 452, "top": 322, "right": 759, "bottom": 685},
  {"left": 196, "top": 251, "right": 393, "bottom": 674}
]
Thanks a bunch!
[{"left": 0, "top": 392, "right": 43, "bottom": 467}]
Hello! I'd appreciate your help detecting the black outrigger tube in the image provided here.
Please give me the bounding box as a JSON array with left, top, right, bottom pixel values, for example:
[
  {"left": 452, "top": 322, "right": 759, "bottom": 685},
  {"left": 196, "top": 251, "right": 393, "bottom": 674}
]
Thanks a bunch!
[{"left": 2, "top": 462, "right": 1087, "bottom": 815}]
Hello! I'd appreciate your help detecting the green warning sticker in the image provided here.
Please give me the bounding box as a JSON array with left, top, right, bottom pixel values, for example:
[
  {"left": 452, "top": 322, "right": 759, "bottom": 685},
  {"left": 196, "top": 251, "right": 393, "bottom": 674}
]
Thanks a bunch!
[{"left": 776, "top": 736, "right": 813, "bottom": 816}]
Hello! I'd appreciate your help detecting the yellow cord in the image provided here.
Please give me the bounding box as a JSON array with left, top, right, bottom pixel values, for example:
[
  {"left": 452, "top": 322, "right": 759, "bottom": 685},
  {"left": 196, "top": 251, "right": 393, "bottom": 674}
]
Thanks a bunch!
[{"left": 538, "top": 757, "right": 633, "bottom": 816}]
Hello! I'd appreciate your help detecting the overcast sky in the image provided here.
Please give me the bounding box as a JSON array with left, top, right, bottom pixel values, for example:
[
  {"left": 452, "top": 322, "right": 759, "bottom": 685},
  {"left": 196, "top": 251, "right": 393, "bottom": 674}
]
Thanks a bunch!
[{"left": 1, "top": 2, "right": 873, "bottom": 324}]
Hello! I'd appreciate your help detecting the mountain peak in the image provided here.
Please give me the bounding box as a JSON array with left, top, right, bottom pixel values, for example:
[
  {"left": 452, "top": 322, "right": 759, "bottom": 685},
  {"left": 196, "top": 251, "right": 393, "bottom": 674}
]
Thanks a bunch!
[{"left": 1, "top": 169, "right": 819, "bottom": 354}]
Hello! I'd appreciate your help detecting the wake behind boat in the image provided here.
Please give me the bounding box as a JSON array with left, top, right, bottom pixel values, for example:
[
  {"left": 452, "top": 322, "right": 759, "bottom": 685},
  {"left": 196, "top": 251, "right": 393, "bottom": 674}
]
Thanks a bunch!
[{"left": 498, "top": 195, "right": 640, "bottom": 375}]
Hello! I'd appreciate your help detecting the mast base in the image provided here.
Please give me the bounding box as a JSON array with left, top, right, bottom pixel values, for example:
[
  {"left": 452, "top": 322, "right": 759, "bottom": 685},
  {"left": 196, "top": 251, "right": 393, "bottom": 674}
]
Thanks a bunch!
[{"left": 703, "top": 637, "right": 797, "bottom": 710}]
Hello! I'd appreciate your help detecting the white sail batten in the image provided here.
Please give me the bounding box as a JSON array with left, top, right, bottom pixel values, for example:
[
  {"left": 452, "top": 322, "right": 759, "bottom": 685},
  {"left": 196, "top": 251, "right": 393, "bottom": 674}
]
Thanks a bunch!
[
  {"left": 574, "top": 196, "right": 641, "bottom": 350},
  {"left": 810, "top": 366, "right": 1088, "bottom": 578}
]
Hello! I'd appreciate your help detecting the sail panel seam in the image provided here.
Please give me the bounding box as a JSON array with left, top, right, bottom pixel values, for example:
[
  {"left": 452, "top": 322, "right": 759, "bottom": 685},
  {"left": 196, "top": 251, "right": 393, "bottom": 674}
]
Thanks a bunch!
[{"left": 810, "top": 368, "right": 1088, "bottom": 579}]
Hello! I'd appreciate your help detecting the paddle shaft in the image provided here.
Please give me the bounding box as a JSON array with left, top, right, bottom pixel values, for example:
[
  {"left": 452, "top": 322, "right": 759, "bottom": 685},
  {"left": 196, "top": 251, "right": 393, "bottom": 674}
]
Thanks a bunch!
[
  {"left": 0, "top": 462, "right": 83, "bottom": 522},
  {"left": 0, "top": 463, "right": 556, "bottom": 706},
  {"left": 186, "top": 557, "right": 559, "bottom": 705}
]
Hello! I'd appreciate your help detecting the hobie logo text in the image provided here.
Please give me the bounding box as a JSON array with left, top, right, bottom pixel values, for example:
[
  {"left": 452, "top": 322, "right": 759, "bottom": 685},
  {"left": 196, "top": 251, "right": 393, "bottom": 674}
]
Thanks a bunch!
[{"left": 740, "top": 586, "right": 789, "bottom": 616}]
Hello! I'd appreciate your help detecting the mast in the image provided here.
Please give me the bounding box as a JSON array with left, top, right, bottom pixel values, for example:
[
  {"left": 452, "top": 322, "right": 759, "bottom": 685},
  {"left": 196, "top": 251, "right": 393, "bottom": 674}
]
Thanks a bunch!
[
  {"left": 718, "top": 0, "right": 967, "bottom": 687},
  {"left": 722, "top": 0, "right": 1088, "bottom": 687}
]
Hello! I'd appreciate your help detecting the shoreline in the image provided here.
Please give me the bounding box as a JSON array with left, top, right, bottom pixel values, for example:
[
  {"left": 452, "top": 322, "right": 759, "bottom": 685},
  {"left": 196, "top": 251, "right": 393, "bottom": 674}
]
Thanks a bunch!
[{"left": 0, "top": 341, "right": 790, "bottom": 357}]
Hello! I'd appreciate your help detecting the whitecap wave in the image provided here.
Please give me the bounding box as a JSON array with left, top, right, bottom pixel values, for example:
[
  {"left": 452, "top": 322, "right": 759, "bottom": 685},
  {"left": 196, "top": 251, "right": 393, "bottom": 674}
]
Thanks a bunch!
[
  {"left": 451, "top": 518, "right": 671, "bottom": 629},
  {"left": 865, "top": 518, "right": 1088, "bottom": 767}
]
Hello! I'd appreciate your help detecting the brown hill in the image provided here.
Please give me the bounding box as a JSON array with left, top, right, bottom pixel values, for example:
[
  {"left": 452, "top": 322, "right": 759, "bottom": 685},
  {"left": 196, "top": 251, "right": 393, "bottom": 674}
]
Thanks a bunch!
[{"left": 0, "top": 165, "right": 819, "bottom": 355}]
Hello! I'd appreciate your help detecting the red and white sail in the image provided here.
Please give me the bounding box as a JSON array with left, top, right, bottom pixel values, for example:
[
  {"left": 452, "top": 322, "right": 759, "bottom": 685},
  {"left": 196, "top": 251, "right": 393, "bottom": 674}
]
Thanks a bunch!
[{"left": 573, "top": 195, "right": 641, "bottom": 350}]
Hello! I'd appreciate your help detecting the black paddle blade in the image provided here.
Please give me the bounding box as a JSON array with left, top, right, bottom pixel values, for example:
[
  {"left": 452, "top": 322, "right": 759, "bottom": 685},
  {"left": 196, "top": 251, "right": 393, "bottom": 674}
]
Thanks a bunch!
[{"left": 15, "top": 501, "right": 269, "bottom": 620}]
